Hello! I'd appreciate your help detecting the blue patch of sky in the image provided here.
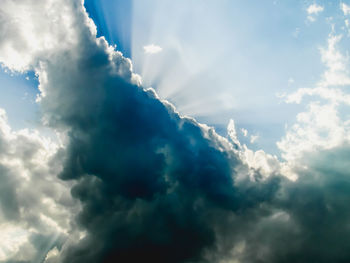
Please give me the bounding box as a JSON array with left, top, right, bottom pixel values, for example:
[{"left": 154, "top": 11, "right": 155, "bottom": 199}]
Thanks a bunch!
[
  {"left": 84, "top": 0, "right": 133, "bottom": 58},
  {"left": 84, "top": 0, "right": 344, "bottom": 155},
  {"left": 1, "top": 0, "right": 349, "bottom": 155},
  {"left": 0, "top": 69, "right": 39, "bottom": 130}
]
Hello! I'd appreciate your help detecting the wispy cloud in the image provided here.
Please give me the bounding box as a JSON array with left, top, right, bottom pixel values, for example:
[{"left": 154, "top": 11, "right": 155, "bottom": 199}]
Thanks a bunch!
[
  {"left": 143, "top": 44, "right": 162, "bottom": 54},
  {"left": 319, "top": 34, "right": 350, "bottom": 87},
  {"left": 307, "top": 3, "right": 324, "bottom": 15},
  {"left": 306, "top": 3, "right": 324, "bottom": 22},
  {"left": 341, "top": 2, "right": 350, "bottom": 15}
]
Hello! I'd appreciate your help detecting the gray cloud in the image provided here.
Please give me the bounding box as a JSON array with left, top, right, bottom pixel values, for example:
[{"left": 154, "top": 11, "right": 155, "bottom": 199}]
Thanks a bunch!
[
  {"left": 0, "top": 110, "right": 75, "bottom": 262},
  {"left": 1, "top": 1, "right": 350, "bottom": 263}
]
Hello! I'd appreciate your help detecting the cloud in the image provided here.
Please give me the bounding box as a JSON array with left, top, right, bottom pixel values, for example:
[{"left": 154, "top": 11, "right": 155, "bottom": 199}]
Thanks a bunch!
[
  {"left": 250, "top": 135, "right": 259, "bottom": 144},
  {"left": 306, "top": 3, "right": 324, "bottom": 15},
  {"left": 341, "top": 2, "right": 350, "bottom": 15},
  {"left": 241, "top": 128, "right": 248, "bottom": 137},
  {"left": 143, "top": 44, "right": 162, "bottom": 54},
  {"left": 227, "top": 119, "right": 241, "bottom": 148},
  {"left": 0, "top": 109, "right": 76, "bottom": 262},
  {"left": 0, "top": 1, "right": 273, "bottom": 262},
  {"left": 306, "top": 3, "right": 324, "bottom": 22},
  {"left": 278, "top": 32, "right": 350, "bottom": 165},
  {"left": 0, "top": 0, "right": 82, "bottom": 72},
  {"left": 318, "top": 34, "right": 350, "bottom": 87},
  {"left": 2, "top": 0, "right": 350, "bottom": 263}
]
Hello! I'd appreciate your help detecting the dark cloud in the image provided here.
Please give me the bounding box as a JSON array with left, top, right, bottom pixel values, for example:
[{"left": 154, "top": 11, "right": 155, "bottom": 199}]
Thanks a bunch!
[
  {"left": 2, "top": 1, "right": 350, "bottom": 263},
  {"left": 46, "top": 36, "right": 273, "bottom": 263},
  {"left": 0, "top": 165, "right": 20, "bottom": 221},
  {"left": 22, "top": 2, "right": 280, "bottom": 262},
  {"left": 35, "top": 2, "right": 350, "bottom": 262}
]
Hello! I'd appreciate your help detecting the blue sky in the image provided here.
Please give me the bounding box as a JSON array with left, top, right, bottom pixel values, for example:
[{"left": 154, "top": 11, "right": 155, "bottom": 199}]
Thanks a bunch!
[
  {"left": 83, "top": 0, "right": 350, "bottom": 155},
  {"left": 3, "top": 1, "right": 350, "bottom": 262},
  {"left": 3, "top": 0, "right": 350, "bottom": 155}
]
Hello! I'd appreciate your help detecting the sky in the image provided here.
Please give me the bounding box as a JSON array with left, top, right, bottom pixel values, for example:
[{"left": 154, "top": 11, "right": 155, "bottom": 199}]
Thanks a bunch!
[
  {"left": 83, "top": 0, "right": 350, "bottom": 154},
  {"left": 2, "top": 0, "right": 350, "bottom": 262}
]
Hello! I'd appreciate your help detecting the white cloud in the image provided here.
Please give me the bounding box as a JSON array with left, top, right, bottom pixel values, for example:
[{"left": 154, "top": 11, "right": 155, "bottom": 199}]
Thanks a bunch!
[
  {"left": 0, "top": 0, "right": 83, "bottom": 72},
  {"left": 284, "top": 87, "right": 350, "bottom": 105},
  {"left": 241, "top": 128, "right": 248, "bottom": 137},
  {"left": 227, "top": 119, "right": 241, "bottom": 148},
  {"left": 279, "top": 33, "right": 350, "bottom": 161},
  {"left": 0, "top": 108, "right": 76, "bottom": 262},
  {"left": 278, "top": 102, "right": 349, "bottom": 161},
  {"left": 307, "top": 4, "right": 324, "bottom": 15},
  {"left": 0, "top": 225, "right": 28, "bottom": 260},
  {"left": 307, "top": 15, "right": 316, "bottom": 22},
  {"left": 143, "top": 44, "right": 163, "bottom": 54},
  {"left": 341, "top": 3, "right": 350, "bottom": 15},
  {"left": 319, "top": 34, "right": 350, "bottom": 87},
  {"left": 250, "top": 134, "right": 259, "bottom": 143},
  {"left": 306, "top": 4, "right": 324, "bottom": 22},
  {"left": 4, "top": 0, "right": 350, "bottom": 261},
  {"left": 241, "top": 146, "right": 281, "bottom": 179}
]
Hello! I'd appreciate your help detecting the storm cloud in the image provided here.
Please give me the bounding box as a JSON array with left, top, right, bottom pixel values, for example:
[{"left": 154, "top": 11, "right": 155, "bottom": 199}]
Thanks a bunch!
[{"left": 1, "top": 0, "right": 350, "bottom": 263}]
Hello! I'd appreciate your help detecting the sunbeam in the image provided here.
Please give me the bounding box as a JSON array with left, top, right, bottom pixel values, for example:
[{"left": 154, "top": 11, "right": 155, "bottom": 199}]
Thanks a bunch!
[{"left": 4, "top": 1, "right": 350, "bottom": 262}]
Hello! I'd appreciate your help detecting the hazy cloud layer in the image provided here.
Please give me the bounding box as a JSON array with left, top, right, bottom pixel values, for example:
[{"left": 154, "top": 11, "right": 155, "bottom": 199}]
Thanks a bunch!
[{"left": 1, "top": 1, "right": 350, "bottom": 263}]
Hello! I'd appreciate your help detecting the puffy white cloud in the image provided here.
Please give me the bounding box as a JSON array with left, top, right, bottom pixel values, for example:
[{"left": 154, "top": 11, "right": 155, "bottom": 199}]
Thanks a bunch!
[
  {"left": 0, "top": 0, "right": 86, "bottom": 72},
  {"left": 306, "top": 3, "right": 324, "bottom": 15},
  {"left": 0, "top": 109, "right": 76, "bottom": 262},
  {"left": 278, "top": 102, "right": 349, "bottom": 161}
]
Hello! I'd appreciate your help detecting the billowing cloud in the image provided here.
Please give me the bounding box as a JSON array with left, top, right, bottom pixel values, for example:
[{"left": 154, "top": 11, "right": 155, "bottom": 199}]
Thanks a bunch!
[
  {"left": 1, "top": 0, "right": 350, "bottom": 263},
  {"left": 0, "top": 109, "right": 76, "bottom": 262}
]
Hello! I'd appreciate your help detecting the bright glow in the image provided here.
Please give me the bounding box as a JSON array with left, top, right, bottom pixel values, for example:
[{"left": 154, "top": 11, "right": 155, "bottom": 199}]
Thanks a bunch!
[{"left": 0, "top": 225, "right": 29, "bottom": 261}]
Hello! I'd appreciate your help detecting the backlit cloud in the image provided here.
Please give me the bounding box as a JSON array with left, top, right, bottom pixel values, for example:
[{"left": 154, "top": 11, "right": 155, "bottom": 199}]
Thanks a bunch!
[{"left": 1, "top": 1, "right": 350, "bottom": 263}]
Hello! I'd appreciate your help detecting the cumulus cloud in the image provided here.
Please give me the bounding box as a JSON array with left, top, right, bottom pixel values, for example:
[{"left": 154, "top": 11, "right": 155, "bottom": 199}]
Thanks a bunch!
[
  {"left": 2, "top": 0, "right": 350, "bottom": 263},
  {"left": 0, "top": 0, "right": 82, "bottom": 72},
  {"left": 0, "top": 1, "right": 271, "bottom": 262},
  {"left": 0, "top": 109, "right": 76, "bottom": 262}
]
